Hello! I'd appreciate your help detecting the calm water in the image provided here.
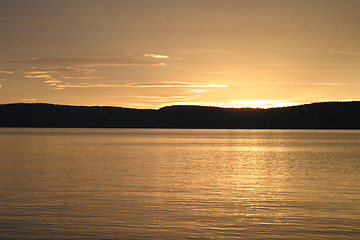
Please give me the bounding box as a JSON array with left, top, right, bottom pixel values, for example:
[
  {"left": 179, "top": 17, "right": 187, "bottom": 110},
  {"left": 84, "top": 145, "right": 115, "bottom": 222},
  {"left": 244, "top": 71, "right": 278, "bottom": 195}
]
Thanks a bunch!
[{"left": 0, "top": 128, "right": 360, "bottom": 239}]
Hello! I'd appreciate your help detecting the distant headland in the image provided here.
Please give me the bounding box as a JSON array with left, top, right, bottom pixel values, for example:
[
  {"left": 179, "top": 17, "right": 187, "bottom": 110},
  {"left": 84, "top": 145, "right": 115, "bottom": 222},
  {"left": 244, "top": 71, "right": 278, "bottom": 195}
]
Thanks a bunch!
[{"left": 1, "top": 101, "right": 360, "bottom": 129}]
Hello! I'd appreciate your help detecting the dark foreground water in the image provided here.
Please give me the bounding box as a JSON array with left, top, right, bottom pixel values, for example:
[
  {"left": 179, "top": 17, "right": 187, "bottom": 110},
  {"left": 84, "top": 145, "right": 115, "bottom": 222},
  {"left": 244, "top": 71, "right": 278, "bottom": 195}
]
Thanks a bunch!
[{"left": 0, "top": 128, "right": 360, "bottom": 239}]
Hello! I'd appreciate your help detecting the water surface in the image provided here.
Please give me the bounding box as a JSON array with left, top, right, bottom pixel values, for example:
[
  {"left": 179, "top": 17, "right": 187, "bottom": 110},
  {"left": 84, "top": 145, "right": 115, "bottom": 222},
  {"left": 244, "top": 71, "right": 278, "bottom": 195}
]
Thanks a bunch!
[{"left": 1, "top": 128, "right": 360, "bottom": 239}]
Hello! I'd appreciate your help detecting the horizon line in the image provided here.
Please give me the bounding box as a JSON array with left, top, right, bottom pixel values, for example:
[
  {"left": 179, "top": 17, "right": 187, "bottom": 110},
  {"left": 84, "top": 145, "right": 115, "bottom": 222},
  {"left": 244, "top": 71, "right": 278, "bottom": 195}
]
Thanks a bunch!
[{"left": 1, "top": 100, "right": 360, "bottom": 111}]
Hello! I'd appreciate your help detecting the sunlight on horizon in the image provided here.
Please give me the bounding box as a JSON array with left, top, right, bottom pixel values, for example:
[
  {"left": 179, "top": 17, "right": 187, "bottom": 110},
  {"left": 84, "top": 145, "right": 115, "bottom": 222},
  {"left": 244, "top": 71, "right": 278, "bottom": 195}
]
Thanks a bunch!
[
  {"left": 123, "top": 100, "right": 305, "bottom": 110},
  {"left": 125, "top": 98, "right": 360, "bottom": 110},
  {"left": 215, "top": 100, "right": 302, "bottom": 109}
]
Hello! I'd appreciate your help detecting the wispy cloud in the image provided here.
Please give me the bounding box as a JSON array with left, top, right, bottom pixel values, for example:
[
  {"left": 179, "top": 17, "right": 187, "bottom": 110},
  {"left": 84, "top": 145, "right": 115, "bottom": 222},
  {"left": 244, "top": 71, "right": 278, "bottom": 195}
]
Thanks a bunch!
[
  {"left": 1, "top": 66, "right": 107, "bottom": 87},
  {"left": 0, "top": 69, "right": 14, "bottom": 74},
  {"left": 6, "top": 55, "right": 167, "bottom": 91},
  {"left": 50, "top": 81, "right": 227, "bottom": 90},
  {"left": 60, "top": 76, "right": 108, "bottom": 80},
  {"left": 55, "top": 83, "right": 122, "bottom": 89},
  {"left": 5, "top": 57, "right": 227, "bottom": 91},
  {"left": 10, "top": 57, "right": 166, "bottom": 66},
  {"left": 26, "top": 67, "right": 96, "bottom": 74},
  {"left": 189, "top": 89, "right": 208, "bottom": 93},
  {"left": 126, "top": 81, "right": 228, "bottom": 88},
  {"left": 1, "top": 67, "right": 96, "bottom": 76},
  {"left": 24, "top": 74, "right": 52, "bottom": 79},
  {"left": 144, "top": 53, "right": 169, "bottom": 59},
  {"left": 44, "top": 80, "right": 62, "bottom": 84}
]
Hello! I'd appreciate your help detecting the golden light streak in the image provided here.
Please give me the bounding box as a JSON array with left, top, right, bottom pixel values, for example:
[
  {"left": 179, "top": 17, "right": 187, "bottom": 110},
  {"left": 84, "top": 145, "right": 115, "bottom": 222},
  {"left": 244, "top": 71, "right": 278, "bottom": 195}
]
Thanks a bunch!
[
  {"left": 144, "top": 53, "right": 169, "bottom": 59},
  {"left": 127, "top": 81, "right": 228, "bottom": 88},
  {"left": 44, "top": 80, "right": 61, "bottom": 83},
  {"left": 24, "top": 74, "right": 51, "bottom": 79},
  {"left": 217, "top": 100, "right": 302, "bottom": 109}
]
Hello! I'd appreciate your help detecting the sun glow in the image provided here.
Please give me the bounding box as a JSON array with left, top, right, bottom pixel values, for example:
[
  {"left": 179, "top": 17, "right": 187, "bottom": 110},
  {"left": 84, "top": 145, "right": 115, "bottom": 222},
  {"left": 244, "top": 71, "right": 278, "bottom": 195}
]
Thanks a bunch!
[
  {"left": 136, "top": 100, "right": 302, "bottom": 110},
  {"left": 217, "top": 100, "right": 301, "bottom": 109}
]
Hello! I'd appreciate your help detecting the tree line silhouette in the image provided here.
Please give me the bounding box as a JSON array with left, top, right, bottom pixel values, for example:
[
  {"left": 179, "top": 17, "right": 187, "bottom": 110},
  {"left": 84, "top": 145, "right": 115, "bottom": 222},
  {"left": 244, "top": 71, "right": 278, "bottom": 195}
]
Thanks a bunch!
[{"left": 0, "top": 102, "right": 360, "bottom": 129}]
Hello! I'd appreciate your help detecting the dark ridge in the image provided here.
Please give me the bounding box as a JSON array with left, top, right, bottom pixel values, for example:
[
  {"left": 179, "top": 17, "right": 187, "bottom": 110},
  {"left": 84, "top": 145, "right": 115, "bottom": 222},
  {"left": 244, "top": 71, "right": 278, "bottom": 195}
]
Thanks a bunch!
[
  {"left": 159, "top": 105, "right": 222, "bottom": 110},
  {"left": 1, "top": 101, "right": 360, "bottom": 129}
]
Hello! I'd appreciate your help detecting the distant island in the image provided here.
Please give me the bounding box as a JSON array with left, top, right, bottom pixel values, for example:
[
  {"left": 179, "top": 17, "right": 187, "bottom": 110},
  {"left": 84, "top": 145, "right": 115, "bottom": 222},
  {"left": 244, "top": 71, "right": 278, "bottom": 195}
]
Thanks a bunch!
[{"left": 0, "top": 101, "right": 360, "bottom": 129}]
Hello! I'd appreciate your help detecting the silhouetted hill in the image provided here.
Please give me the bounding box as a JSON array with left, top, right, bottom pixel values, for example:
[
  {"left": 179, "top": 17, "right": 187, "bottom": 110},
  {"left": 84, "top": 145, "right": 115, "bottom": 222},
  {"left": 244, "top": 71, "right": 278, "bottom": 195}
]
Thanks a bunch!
[{"left": 1, "top": 102, "right": 360, "bottom": 129}]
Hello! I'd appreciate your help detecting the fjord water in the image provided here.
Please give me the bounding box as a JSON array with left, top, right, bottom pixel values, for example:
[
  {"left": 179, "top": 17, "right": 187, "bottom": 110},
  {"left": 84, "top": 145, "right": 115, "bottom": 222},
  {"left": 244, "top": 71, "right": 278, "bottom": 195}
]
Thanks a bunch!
[{"left": 0, "top": 129, "right": 359, "bottom": 239}]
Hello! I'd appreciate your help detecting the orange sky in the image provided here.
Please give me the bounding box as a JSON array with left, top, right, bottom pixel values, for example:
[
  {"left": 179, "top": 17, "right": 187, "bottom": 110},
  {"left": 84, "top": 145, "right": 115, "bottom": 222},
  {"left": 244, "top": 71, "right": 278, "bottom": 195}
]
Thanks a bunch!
[{"left": 1, "top": 0, "right": 360, "bottom": 108}]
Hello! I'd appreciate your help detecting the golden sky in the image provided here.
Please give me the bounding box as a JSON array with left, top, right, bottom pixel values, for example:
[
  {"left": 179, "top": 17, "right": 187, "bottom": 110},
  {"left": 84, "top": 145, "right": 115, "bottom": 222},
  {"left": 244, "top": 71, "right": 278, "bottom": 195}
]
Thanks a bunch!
[{"left": 1, "top": 0, "right": 360, "bottom": 108}]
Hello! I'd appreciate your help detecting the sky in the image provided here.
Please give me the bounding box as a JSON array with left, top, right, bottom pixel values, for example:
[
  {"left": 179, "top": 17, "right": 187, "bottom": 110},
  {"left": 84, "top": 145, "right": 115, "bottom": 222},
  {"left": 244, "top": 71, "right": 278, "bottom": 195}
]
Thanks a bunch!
[{"left": 1, "top": 0, "right": 360, "bottom": 109}]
